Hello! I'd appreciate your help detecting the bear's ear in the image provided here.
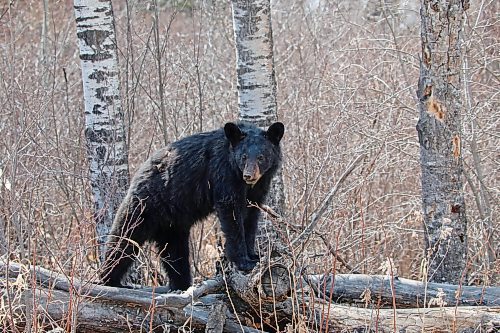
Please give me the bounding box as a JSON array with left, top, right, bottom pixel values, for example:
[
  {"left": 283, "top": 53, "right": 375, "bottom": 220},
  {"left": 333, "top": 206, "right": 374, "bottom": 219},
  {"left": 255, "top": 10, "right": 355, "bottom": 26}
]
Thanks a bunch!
[
  {"left": 224, "top": 122, "right": 245, "bottom": 146},
  {"left": 266, "top": 122, "right": 285, "bottom": 145}
]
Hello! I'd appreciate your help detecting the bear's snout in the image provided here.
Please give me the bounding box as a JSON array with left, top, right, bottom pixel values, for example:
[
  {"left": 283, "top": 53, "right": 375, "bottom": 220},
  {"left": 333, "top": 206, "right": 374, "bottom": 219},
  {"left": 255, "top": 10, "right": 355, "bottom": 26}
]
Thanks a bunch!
[{"left": 243, "top": 163, "right": 261, "bottom": 185}]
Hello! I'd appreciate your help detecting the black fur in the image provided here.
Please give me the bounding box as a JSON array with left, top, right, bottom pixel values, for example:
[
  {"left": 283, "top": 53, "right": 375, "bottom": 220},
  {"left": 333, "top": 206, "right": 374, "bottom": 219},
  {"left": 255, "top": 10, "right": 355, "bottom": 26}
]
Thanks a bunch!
[{"left": 101, "top": 122, "right": 284, "bottom": 291}]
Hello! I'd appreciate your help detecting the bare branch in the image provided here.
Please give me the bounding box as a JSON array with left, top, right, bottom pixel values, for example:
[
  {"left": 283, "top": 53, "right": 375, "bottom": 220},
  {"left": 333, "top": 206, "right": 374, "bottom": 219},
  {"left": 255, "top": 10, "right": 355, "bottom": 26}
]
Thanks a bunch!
[{"left": 291, "top": 154, "right": 366, "bottom": 246}]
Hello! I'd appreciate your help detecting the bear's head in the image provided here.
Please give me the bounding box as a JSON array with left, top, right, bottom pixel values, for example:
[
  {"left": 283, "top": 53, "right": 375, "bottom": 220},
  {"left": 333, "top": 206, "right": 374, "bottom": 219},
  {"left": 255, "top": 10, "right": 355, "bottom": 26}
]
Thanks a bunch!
[{"left": 224, "top": 122, "right": 284, "bottom": 185}]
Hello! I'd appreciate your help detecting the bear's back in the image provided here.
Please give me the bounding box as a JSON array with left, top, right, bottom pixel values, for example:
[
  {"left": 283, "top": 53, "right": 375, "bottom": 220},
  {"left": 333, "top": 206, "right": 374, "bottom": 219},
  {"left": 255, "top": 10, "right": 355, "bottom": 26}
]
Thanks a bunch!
[{"left": 130, "top": 129, "right": 228, "bottom": 228}]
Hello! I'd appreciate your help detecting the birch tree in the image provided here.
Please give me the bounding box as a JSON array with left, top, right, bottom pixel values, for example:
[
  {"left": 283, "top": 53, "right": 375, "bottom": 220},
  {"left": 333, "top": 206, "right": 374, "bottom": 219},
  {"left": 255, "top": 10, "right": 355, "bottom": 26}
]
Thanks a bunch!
[
  {"left": 416, "top": 0, "right": 469, "bottom": 283},
  {"left": 74, "top": 0, "right": 129, "bottom": 263},
  {"left": 230, "top": 0, "right": 285, "bottom": 216}
]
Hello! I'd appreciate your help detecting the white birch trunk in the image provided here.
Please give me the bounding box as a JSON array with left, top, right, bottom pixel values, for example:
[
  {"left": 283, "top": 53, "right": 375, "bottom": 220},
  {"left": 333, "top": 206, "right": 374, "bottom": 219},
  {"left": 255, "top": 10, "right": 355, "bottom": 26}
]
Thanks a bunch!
[
  {"left": 416, "top": 0, "right": 469, "bottom": 283},
  {"left": 74, "top": 0, "right": 129, "bottom": 263},
  {"left": 231, "top": 0, "right": 285, "bottom": 216},
  {"left": 231, "top": 0, "right": 278, "bottom": 126}
]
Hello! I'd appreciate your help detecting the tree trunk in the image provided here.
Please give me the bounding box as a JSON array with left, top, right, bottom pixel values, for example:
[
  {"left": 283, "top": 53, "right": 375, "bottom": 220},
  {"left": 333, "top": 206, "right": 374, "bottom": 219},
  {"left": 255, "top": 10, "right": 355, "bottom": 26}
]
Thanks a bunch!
[
  {"left": 231, "top": 0, "right": 285, "bottom": 258},
  {"left": 74, "top": 0, "right": 129, "bottom": 263},
  {"left": 416, "top": 0, "right": 469, "bottom": 283},
  {"left": 231, "top": 0, "right": 278, "bottom": 127}
]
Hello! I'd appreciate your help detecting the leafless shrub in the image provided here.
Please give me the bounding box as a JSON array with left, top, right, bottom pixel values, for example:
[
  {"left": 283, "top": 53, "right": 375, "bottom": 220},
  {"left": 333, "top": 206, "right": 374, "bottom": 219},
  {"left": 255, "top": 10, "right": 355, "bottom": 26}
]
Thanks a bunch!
[{"left": 0, "top": 0, "right": 497, "bottom": 331}]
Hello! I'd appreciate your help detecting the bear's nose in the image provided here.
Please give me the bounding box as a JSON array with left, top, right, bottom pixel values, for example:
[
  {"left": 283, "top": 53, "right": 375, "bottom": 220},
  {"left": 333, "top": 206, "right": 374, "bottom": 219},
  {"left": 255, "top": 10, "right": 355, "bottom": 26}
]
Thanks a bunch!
[{"left": 243, "top": 174, "right": 253, "bottom": 181}]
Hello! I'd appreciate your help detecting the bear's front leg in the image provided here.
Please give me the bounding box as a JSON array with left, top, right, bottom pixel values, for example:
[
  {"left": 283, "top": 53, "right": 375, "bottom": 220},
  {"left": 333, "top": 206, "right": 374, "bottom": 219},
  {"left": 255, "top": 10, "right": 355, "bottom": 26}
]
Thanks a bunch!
[
  {"left": 216, "top": 203, "right": 256, "bottom": 272},
  {"left": 244, "top": 206, "right": 260, "bottom": 261}
]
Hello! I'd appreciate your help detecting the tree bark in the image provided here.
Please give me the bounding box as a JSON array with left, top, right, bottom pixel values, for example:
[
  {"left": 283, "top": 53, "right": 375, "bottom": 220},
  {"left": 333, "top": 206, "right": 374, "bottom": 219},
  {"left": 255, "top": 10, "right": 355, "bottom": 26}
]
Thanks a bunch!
[
  {"left": 2, "top": 261, "right": 498, "bottom": 333},
  {"left": 307, "top": 273, "right": 500, "bottom": 308},
  {"left": 416, "top": 0, "right": 469, "bottom": 283},
  {"left": 230, "top": 0, "right": 285, "bottom": 259},
  {"left": 315, "top": 302, "right": 499, "bottom": 333},
  {"left": 13, "top": 288, "right": 500, "bottom": 333},
  {"left": 231, "top": 0, "right": 278, "bottom": 127},
  {"left": 73, "top": 0, "right": 129, "bottom": 263},
  {"left": 205, "top": 302, "right": 227, "bottom": 333},
  {"left": 21, "top": 289, "right": 260, "bottom": 333}
]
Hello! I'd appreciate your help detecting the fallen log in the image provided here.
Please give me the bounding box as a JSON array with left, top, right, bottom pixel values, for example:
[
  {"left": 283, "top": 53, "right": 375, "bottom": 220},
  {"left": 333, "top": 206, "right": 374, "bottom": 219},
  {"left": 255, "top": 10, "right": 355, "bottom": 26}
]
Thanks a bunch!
[
  {"left": 312, "top": 301, "right": 500, "bottom": 333},
  {"left": 10, "top": 285, "right": 500, "bottom": 333},
  {"left": 226, "top": 262, "right": 295, "bottom": 330},
  {"left": 21, "top": 288, "right": 260, "bottom": 333},
  {"left": 205, "top": 301, "right": 227, "bottom": 333},
  {"left": 2, "top": 261, "right": 499, "bottom": 332},
  {"left": 2, "top": 261, "right": 223, "bottom": 308},
  {"left": 307, "top": 273, "right": 500, "bottom": 308},
  {"left": 229, "top": 262, "right": 291, "bottom": 305},
  {"left": 1, "top": 260, "right": 260, "bottom": 332}
]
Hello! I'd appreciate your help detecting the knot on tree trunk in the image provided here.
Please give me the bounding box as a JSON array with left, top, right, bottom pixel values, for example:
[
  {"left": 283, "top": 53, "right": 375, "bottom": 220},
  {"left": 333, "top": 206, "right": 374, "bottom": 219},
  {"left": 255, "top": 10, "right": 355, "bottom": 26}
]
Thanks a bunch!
[{"left": 229, "top": 262, "right": 291, "bottom": 306}]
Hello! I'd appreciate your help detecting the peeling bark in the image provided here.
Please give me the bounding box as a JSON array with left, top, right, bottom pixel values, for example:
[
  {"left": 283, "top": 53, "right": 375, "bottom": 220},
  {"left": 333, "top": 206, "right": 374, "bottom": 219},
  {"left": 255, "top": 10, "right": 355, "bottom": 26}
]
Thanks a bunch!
[
  {"left": 73, "top": 0, "right": 129, "bottom": 263},
  {"left": 416, "top": 0, "right": 469, "bottom": 284}
]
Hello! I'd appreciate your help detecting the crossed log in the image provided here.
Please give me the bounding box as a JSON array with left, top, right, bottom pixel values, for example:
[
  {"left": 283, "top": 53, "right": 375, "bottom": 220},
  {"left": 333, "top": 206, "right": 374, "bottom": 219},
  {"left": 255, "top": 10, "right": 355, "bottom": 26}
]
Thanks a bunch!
[{"left": 1, "top": 260, "right": 499, "bottom": 332}]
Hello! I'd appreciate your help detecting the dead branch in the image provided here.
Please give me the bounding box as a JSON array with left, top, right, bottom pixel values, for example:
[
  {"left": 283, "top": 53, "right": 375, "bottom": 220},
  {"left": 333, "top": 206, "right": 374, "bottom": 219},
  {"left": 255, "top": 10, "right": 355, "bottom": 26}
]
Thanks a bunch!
[{"left": 291, "top": 153, "right": 366, "bottom": 247}]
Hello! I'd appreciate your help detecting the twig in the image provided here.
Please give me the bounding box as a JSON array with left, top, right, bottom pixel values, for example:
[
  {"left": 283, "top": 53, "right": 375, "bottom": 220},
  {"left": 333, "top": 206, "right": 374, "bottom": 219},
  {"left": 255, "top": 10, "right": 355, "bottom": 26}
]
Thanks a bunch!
[
  {"left": 291, "top": 154, "right": 365, "bottom": 246},
  {"left": 316, "top": 233, "right": 358, "bottom": 273}
]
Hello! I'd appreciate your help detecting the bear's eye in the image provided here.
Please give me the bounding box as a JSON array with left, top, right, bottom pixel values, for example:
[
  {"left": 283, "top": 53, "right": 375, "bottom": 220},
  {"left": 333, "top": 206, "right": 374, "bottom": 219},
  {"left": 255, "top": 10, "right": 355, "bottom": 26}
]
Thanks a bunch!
[
  {"left": 242, "top": 154, "right": 247, "bottom": 161},
  {"left": 257, "top": 155, "right": 265, "bottom": 162}
]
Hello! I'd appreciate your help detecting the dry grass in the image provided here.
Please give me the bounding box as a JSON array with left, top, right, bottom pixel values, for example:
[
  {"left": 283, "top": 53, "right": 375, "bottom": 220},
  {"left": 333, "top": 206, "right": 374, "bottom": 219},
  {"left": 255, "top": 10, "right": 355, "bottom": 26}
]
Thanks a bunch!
[{"left": 0, "top": 0, "right": 498, "bottom": 331}]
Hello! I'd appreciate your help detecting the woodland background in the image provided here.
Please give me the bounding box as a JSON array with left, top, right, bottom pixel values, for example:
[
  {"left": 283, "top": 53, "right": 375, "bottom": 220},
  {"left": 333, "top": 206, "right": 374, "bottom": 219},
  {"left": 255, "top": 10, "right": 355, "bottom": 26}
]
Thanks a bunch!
[{"left": 0, "top": 0, "right": 498, "bottom": 331}]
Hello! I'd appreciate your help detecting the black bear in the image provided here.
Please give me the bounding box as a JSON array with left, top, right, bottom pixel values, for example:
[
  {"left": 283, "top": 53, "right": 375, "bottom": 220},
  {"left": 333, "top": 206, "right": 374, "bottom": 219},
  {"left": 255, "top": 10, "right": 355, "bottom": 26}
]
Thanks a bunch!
[{"left": 101, "top": 121, "right": 284, "bottom": 291}]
